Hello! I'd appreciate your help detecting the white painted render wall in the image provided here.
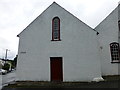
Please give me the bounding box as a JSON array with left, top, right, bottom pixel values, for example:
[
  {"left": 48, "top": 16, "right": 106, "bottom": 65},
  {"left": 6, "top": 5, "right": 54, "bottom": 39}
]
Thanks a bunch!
[
  {"left": 118, "top": 4, "right": 120, "bottom": 75},
  {"left": 16, "top": 2, "right": 102, "bottom": 82},
  {"left": 95, "top": 7, "right": 119, "bottom": 75}
]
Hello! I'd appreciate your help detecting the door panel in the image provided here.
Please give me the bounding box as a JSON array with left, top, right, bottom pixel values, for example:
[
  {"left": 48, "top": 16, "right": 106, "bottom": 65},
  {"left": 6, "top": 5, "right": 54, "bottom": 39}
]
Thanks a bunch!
[{"left": 50, "top": 57, "right": 63, "bottom": 82}]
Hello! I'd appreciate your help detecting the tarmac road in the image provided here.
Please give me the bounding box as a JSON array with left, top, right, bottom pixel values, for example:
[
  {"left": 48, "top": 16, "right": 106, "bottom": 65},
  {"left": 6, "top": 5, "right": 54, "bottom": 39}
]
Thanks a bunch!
[{"left": 1, "top": 80, "right": 120, "bottom": 89}]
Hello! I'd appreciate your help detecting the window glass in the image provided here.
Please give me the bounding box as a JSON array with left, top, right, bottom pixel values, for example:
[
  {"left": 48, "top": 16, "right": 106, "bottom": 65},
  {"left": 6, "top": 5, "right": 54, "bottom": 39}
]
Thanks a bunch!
[
  {"left": 110, "top": 42, "right": 120, "bottom": 62},
  {"left": 52, "top": 17, "right": 60, "bottom": 40}
]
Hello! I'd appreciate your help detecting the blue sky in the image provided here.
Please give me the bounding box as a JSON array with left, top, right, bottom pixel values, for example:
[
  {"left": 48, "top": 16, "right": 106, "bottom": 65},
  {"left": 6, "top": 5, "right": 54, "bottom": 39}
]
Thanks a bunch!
[{"left": 0, "top": 0, "right": 120, "bottom": 59}]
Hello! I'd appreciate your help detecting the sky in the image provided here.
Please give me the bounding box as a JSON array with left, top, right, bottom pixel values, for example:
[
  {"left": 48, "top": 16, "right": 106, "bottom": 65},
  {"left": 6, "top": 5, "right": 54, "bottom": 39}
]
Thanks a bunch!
[{"left": 0, "top": 0, "right": 120, "bottom": 60}]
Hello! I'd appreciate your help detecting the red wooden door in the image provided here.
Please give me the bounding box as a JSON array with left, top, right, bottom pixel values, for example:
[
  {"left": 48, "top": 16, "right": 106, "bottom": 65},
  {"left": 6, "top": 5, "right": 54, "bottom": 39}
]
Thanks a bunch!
[{"left": 50, "top": 57, "right": 63, "bottom": 82}]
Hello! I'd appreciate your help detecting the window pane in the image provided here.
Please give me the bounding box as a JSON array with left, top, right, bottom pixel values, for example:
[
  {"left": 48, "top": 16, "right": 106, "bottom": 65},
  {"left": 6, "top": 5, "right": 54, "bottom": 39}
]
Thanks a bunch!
[
  {"left": 110, "top": 42, "right": 120, "bottom": 61},
  {"left": 52, "top": 17, "right": 60, "bottom": 40}
]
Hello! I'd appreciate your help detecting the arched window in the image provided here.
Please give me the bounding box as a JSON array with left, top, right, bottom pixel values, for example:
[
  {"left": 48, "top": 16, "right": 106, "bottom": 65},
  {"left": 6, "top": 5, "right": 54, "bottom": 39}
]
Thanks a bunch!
[
  {"left": 52, "top": 17, "right": 60, "bottom": 41},
  {"left": 110, "top": 42, "right": 120, "bottom": 63}
]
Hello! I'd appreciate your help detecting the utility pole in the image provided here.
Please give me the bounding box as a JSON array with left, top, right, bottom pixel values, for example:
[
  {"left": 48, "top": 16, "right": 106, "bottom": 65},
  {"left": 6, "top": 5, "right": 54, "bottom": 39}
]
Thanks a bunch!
[{"left": 5, "top": 49, "right": 10, "bottom": 63}]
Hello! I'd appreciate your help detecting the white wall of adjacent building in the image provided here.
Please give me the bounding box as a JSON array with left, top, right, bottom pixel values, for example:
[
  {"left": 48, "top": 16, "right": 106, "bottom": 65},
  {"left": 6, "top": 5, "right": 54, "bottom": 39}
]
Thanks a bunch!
[{"left": 95, "top": 7, "right": 119, "bottom": 75}]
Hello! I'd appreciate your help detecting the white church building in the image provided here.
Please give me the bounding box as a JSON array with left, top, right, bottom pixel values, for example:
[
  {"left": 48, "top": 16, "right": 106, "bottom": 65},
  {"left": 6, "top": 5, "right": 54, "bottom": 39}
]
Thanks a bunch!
[{"left": 16, "top": 2, "right": 120, "bottom": 82}]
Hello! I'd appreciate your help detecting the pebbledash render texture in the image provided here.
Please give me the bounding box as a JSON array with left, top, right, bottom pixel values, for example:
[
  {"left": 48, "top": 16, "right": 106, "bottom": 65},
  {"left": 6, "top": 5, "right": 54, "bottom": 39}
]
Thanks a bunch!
[{"left": 16, "top": 2, "right": 120, "bottom": 82}]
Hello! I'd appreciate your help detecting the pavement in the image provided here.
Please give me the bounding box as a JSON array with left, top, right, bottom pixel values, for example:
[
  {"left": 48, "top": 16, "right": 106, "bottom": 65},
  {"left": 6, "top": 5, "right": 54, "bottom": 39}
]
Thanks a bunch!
[
  {"left": 1, "top": 75, "right": 120, "bottom": 89},
  {"left": 0, "top": 71, "right": 16, "bottom": 90},
  {"left": 1, "top": 80, "right": 120, "bottom": 89}
]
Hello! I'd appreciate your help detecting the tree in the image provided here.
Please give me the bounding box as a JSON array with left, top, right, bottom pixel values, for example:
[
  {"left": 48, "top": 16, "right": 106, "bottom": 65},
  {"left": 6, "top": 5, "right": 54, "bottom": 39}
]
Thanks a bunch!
[
  {"left": 13, "top": 55, "right": 18, "bottom": 68},
  {"left": 2, "top": 63, "right": 10, "bottom": 71}
]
